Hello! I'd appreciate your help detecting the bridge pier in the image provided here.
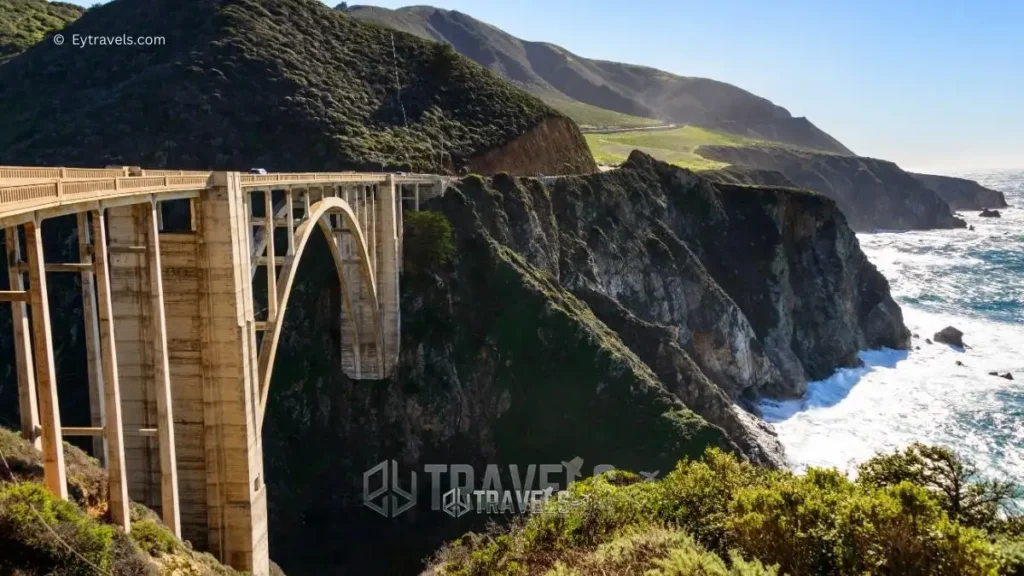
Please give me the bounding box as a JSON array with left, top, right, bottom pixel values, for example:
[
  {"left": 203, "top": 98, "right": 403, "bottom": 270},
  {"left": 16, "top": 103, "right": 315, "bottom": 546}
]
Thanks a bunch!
[{"left": 193, "top": 173, "right": 268, "bottom": 573}]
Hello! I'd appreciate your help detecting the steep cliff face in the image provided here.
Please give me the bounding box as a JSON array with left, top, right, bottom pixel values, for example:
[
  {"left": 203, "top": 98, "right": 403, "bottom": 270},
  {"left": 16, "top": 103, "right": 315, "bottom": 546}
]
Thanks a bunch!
[
  {"left": 911, "top": 172, "right": 1009, "bottom": 210},
  {"left": 697, "top": 145, "right": 967, "bottom": 231},
  {"left": 467, "top": 116, "right": 597, "bottom": 175}
]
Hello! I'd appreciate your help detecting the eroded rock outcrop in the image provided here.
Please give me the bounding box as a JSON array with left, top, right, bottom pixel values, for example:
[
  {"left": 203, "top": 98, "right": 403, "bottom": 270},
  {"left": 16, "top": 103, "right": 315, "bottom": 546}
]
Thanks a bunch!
[
  {"left": 696, "top": 145, "right": 966, "bottom": 231},
  {"left": 911, "top": 172, "right": 1008, "bottom": 210}
]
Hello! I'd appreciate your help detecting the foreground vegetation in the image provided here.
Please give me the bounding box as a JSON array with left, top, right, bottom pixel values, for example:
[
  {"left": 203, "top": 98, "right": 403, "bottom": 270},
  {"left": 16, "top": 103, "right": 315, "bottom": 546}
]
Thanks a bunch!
[
  {"left": 431, "top": 444, "right": 1023, "bottom": 575},
  {"left": 0, "top": 427, "right": 244, "bottom": 575}
]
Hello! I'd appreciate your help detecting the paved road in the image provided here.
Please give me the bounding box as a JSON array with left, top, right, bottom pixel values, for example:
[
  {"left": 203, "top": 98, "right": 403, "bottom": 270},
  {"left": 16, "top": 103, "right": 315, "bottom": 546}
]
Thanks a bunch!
[{"left": 580, "top": 123, "right": 678, "bottom": 135}]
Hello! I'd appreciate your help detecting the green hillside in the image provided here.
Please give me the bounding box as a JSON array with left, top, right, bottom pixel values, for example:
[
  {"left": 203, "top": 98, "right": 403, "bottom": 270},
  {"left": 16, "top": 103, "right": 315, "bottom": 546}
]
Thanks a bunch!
[
  {"left": 0, "top": 0, "right": 594, "bottom": 174},
  {"left": 586, "top": 125, "right": 778, "bottom": 171},
  {"left": 0, "top": 0, "right": 83, "bottom": 63},
  {"left": 345, "top": 4, "right": 853, "bottom": 154}
]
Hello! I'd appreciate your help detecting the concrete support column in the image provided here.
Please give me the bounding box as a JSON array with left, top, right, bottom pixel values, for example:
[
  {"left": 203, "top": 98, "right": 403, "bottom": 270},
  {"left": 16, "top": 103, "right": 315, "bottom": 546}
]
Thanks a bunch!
[
  {"left": 91, "top": 208, "right": 131, "bottom": 532},
  {"left": 199, "top": 172, "right": 269, "bottom": 575},
  {"left": 5, "top": 227, "right": 40, "bottom": 450},
  {"left": 24, "top": 218, "right": 67, "bottom": 499},
  {"left": 77, "top": 212, "right": 107, "bottom": 465},
  {"left": 263, "top": 189, "right": 277, "bottom": 322},
  {"left": 378, "top": 176, "right": 401, "bottom": 375}
]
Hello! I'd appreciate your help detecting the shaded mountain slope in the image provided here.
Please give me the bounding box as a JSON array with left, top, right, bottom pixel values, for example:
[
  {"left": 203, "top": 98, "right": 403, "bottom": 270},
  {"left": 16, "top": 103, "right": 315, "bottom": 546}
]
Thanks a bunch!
[
  {"left": 0, "top": 0, "right": 594, "bottom": 175},
  {"left": 697, "top": 145, "right": 967, "bottom": 231},
  {"left": 346, "top": 4, "right": 853, "bottom": 154},
  {"left": 911, "top": 172, "right": 1009, "bottom": 210},
  {"left": 0, "top": 0, "right": 82, "bottom": 64}
]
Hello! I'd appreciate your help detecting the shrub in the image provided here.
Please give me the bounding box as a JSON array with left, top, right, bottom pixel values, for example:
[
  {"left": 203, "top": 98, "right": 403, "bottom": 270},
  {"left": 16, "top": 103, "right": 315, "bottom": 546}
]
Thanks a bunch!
[
  {"left": 430, "top": 447, "right": 1017, "bottom": 575},
  {"left": 130, "top": 518, "right": 178, "bottom": 556},
  {"left": 859, "top": 442, "right": 1022, "bottom": 531},
  {"left": 0, "top": 482, "right": 117, "bottom": 575},
  {"left": 403, "top": 210, "right": 455, "bottom": 274}
]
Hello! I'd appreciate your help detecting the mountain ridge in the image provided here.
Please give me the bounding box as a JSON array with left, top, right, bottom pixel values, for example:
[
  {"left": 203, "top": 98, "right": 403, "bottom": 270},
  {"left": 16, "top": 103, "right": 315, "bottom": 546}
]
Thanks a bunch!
[{"left": 345, "top": 4, "right": 854, "bottom": 155}]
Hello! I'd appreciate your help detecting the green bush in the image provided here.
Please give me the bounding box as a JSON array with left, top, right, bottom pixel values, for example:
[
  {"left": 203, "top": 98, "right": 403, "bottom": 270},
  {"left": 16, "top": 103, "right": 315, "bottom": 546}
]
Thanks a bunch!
[
  {"left": 130, "top": 518, "right": 178, "bottom": 556},
  {"left": 0, "top": 482, "right": 117, "bottom": 575},
  {"left": 403, "top": 209, "right": 455, "bottom": 274},
  {"left": 430, "top": 447, "right": 1021, "bottom": 576},
  {"left": 858, "top": 442, "right": 1022, "bottom": 532}
]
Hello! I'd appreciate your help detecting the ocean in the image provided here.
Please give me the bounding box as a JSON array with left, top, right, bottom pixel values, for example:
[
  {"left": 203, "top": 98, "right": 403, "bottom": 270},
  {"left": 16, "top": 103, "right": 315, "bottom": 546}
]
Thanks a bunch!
[{"left": 761, "top": 169, "right": 1024, "bottom": 485}]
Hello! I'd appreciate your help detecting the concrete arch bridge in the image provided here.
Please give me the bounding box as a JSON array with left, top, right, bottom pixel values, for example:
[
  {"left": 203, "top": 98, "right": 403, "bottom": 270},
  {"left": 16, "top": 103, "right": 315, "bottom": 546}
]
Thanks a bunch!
[{"left": 0, "top": 166, "right": 446, "bottom": 574}]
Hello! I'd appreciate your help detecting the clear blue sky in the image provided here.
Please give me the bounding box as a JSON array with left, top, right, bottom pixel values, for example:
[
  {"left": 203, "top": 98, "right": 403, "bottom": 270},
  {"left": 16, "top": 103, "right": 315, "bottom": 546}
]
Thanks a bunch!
[{"left": 66, "top": 0, "right": 1023, "bottom": 171}]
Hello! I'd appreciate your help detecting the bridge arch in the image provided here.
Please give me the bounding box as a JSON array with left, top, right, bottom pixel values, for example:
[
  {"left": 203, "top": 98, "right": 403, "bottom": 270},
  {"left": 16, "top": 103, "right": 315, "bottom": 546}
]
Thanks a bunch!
[{"left": 254, "top": 196, "right": 383, "bottom": 426}]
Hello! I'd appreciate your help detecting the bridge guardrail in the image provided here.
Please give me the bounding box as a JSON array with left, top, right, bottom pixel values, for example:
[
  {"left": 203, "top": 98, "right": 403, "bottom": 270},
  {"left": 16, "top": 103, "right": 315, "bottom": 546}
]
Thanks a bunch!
[{"left": 239, "top": 172, "right": 387, "bottom": 186}]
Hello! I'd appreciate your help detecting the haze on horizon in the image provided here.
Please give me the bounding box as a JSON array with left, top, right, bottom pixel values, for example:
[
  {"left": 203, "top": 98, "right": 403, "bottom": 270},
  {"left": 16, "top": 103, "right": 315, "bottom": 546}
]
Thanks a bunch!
[{"left": 66, "top": 0, "right": 1024, "bottom": 173}]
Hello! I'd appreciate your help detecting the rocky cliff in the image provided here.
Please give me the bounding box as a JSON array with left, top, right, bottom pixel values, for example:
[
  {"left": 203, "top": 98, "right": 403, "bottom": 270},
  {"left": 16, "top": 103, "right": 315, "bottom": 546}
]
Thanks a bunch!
[
  {"left": 261, "top": 152, "right": 910, "bottom": 574},
  {"left": 697, "top": 145, "right": 967, "bottom": 231},
  {"left": 0, "top": 0, "right": 592, "bottom": 176},
  {"left": 911, "top": 172, "right": 1009, "bottom": 210}
]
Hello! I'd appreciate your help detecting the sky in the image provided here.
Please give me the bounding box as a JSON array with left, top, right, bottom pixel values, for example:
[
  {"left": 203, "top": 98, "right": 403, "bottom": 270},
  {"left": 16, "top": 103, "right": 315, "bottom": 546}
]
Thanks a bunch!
[{"left": 65, "top": 0, "right": 1023, "bottom": 172}]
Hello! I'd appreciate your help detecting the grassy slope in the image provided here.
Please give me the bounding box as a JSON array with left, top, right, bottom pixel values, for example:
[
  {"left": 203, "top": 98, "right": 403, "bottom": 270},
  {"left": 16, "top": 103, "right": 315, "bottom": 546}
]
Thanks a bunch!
[
  {"left": 0, "top": 0, "right": 82, "bottom": 63},
  {"left": 542, "top": 93, "right": 663, "bottom": 130},
  {"left": 585, "top": 126, "right": 777, "bottom": 170},
  {"left": 0, "top": 0, "right": 581, "bottom": 173}
]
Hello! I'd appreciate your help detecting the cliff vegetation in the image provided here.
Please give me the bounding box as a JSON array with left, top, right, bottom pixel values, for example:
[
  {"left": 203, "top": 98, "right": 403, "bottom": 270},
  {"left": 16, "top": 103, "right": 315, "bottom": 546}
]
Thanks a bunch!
[{"left": 430, "top": 445, "right": 1023, "bottom": 576}]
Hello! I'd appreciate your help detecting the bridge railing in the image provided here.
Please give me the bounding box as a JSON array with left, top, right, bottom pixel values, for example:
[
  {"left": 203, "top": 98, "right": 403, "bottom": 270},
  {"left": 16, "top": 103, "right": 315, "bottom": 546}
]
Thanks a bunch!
[
  {"left": 0, "top": 175, "right": 214, "bottom": 222},
  {"left": 0, "top": 183, "right": 60, "bottom": 205},
  {"left": 239, "top": 172, "right": 387, "bottom": 186}
]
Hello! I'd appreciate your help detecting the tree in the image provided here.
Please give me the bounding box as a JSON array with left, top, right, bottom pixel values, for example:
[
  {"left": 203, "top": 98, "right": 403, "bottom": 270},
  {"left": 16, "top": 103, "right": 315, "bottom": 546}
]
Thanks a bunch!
[
  {"left": 403, "top": 210, "right": 455, "bottom": 275},
  {"left": 858, "top": 443, "right": 1022, "bottom": 531}
]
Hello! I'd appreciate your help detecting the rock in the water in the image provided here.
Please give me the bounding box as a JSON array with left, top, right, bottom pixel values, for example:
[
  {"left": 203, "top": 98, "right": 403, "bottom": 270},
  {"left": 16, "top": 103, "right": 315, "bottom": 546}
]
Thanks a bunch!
[
  {"left": 979, "top": 209, "right": 1002, "bottom": 218},
  {"left": 933, "top": 326, "right": 965, "bottom": 348},
  {"left": 969, "top": 225, "right": 976, "bottom": 231},
  {"left": 955, "top": 360, "right": 965, "bottom": 367},
  {"left": 926, "top": 338, "right": 933, "bottom": 344},
  {"left": 1002, "top": 372, "right": 1014, "bottom": 380}
]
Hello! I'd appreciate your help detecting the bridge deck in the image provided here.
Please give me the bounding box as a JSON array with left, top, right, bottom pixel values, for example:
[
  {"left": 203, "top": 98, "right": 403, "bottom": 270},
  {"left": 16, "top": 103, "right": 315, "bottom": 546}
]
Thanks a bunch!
[{"left": 0, "top": 167, "right": 440, "bottom": 226}]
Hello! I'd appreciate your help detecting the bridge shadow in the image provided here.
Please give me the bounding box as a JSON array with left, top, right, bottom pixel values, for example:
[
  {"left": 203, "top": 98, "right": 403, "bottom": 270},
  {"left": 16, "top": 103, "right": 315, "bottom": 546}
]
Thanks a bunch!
[{"left": 760, "top": 348, "right": 909, "bottom": 423}]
